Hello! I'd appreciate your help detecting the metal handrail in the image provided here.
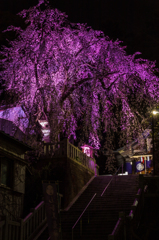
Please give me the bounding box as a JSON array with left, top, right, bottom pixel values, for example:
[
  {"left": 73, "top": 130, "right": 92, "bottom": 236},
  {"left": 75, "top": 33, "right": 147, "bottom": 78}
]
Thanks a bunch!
[
  {"left": 108, "top": 185, "right": 147, "bottom": 240},
  {"left": 101, "top": 165, "right": 121, "bottom": 197},
  {"left": 71, "top": 166, "right": 121, "bottom": 239},
  {"left": 72, "top": 193, "right": 97, "bottom": 240}
]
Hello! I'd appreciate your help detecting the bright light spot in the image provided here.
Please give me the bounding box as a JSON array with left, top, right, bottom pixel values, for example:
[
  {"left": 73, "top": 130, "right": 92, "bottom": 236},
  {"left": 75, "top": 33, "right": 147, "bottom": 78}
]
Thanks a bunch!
[
  {"left": 42, "top": 129, "right": 50, "bottom": 133},
  {"left": 83, "top": 146, "right": 90, "bottom": 157},
  {"left": 38, "top": 120, "right": 49, "bottom": 128},
  {"left": 118, "top": 172, "right": 128, "bottom": 175},
  {"left": 152, "top": 110, "right": 159, "bottom": 115},
  {"left": 42, "top": 129, "right": 50, "bottom": 137},
  {"left": 133, "top": 200, "right": 138, "bottom": 206}
]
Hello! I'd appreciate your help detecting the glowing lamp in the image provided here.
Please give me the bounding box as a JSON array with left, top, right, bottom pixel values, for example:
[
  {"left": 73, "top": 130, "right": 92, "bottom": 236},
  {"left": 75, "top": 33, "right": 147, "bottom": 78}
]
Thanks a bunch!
[
  {"left": 152, "top": 110, "right": 159, "bottom": 115},
  {"left": 38, "top": 120, "right": 50, "bottom": 142},
  {"left": 81, "top": 144, "right": 94, "bottom": 158},
  {"left": 38, "top": 120, "right": 49, "bottom": 128}
]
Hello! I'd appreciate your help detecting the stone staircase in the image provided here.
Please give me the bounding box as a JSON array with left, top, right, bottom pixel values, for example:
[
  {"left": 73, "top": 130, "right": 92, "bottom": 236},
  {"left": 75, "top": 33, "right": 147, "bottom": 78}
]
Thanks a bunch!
[{"left": 37, "top": 175, "right": 139, "bottom": 240}]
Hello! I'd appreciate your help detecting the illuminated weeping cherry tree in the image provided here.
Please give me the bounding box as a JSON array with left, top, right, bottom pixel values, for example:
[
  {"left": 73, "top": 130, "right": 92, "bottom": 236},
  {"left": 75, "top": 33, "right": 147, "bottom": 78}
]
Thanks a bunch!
[{"left": 0, "top": 0, "right": 159, "bottom": 167}]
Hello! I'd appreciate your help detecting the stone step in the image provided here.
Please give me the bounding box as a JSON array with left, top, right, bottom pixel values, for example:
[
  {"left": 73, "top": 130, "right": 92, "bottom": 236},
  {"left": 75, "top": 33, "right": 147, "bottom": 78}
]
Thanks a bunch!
[{"left": 37, "top": 175, "right": 140, "bottom": 240}]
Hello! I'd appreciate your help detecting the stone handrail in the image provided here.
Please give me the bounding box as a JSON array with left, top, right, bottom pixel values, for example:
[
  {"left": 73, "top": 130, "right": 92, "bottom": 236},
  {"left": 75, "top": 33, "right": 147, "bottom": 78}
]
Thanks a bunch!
[
  {"left": 67, "top": 140, "right": 96, "bottom": 173},
  {"left": 42, "top": 138, "right": 97, "bottom": 173}
]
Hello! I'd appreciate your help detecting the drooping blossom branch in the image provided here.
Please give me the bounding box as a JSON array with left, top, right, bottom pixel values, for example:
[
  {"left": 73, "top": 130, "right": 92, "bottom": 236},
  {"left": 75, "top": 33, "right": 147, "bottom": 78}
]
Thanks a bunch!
[{"left": 0, "top": 0, "right": 159, "bottom": 151}]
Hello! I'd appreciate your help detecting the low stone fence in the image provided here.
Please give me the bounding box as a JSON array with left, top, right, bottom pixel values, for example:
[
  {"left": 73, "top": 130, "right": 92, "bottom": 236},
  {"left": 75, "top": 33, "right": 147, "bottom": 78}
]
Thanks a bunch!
[{"left": 42, "top": 138, "right": 98, "bottom": 174}]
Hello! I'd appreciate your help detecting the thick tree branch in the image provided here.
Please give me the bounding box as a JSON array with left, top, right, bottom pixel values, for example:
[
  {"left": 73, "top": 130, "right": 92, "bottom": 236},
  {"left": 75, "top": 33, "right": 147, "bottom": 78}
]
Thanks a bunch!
[{"left": 60, "top": 77, "right": 93, "bottom": 106}]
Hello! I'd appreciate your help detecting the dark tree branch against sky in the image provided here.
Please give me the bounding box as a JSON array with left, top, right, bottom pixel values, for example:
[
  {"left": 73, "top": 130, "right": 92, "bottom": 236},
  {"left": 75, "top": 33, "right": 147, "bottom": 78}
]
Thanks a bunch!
[{"left": 1, "top": 0, "right": 159, "bottom": 68}]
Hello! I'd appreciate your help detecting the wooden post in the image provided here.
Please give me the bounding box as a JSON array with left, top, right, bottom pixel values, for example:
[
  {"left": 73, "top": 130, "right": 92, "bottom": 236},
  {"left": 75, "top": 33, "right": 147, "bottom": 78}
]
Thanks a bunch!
[
  {"left": 108, "top": 235, "right": 114, "bottom": 240},
  {"left": 4, "top": 215, "right": 8, "bottom": 240},
  {"left": 67, "top": 138, "right": 69, "bottom": 158},
  {"left": 42, "top": 203, "right": 44, "bottom": 221},
  {"left": 152, "top": 115, "right": 155, "bottom": 175},
  {"left": 19, "top": 218, "right": 23, "bottom": 240},
  {"left": 139, "top": 174, "right": 144, "bottom": 189},
  {"left": 30, "top": 208, "right": 35, "bottom": 232},
  {"left": 80, "top": 219, "right": 82, "bottom": 236},
  {"left": 88, "top": 208, "right": 89, "bottom": 224},
  {"left": 58, "top": 133, "right": 60, "bottom": 149},
  {"left": 13, "top": 223, "right": 15, "bottom": 240},
  {"left": 72, "top": 229, "right": 73, "bottom": 240},
  {"left": 36, "top": 210, "right": 39, "bottom": 228},
  {"left": 126, "top": 215, "right": 132, "bottom": 239},
  {"left": 0, "top": 221, "right": 3, "bottom": 240},
  {"left": 119, "top": 212, "right": 126, "bottom": 240}
]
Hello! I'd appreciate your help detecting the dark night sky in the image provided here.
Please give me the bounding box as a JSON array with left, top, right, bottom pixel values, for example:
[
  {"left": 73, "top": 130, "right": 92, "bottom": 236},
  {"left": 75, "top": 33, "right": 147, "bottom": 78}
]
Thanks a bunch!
[{"left": 0, "top": 0, "right": 159, "bottom": 68}]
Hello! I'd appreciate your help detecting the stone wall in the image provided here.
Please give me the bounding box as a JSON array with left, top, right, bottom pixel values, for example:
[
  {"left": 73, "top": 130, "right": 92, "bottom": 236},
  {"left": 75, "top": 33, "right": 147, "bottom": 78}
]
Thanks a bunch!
[
  {"left": 64, "top": 157, "right": 94, "bottom": 208},
  {"left": 32, "top": 156, "right": 94, "bottom": 209},
  {"left": 41, "top": 156, "right": 94, "bottom": 208}
]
